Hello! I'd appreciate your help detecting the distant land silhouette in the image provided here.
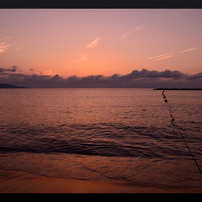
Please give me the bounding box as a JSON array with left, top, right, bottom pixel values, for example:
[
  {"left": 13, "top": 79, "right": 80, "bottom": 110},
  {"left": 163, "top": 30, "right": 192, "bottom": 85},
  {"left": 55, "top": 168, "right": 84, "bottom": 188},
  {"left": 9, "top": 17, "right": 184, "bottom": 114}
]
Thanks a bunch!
[
  {"left": 154, "top": 88, "right": 202, "bottom": 90},
  {"left": 0, "top": 83, "right": 27, "bottom": 88}
]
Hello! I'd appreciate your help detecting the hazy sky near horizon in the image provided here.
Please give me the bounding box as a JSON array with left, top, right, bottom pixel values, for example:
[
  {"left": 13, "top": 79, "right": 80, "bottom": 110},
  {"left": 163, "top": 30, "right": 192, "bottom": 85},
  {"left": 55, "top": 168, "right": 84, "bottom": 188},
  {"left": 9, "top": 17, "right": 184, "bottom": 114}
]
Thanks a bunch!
[{"left": 0, "top": 9, "right": 202, "bottom": 78}]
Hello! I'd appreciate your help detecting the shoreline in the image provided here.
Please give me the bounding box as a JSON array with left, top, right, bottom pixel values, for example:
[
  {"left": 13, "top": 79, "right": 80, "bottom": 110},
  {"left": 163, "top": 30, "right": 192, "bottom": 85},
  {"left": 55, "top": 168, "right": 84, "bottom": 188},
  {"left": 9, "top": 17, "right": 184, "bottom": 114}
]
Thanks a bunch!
[{"left": 0, "top": 169, "right": 202, "bottom": 193}]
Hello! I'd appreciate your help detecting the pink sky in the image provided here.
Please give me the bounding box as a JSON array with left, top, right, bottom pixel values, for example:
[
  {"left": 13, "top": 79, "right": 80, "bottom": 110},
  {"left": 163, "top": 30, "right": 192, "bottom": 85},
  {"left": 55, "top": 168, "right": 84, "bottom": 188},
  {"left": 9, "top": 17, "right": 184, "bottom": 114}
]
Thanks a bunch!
[{"left": 0, "top": 9, "right": 202, "bottom": 78}]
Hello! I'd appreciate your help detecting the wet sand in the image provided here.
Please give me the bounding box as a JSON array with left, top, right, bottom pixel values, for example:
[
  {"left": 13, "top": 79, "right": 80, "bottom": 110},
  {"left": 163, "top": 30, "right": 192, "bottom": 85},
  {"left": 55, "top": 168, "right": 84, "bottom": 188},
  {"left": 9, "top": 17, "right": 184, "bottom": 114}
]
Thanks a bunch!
[{"left": 0, "top": 169, "right": 202, "bottom": 193}]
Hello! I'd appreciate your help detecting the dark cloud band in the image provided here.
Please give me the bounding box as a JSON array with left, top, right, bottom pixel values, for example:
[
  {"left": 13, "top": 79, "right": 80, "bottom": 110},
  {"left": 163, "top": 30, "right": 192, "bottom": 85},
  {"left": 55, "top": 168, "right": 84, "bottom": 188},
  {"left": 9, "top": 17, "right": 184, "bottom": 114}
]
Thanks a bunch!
[{"left": 0, "top": 68, "right": 201, "bottom": 88}]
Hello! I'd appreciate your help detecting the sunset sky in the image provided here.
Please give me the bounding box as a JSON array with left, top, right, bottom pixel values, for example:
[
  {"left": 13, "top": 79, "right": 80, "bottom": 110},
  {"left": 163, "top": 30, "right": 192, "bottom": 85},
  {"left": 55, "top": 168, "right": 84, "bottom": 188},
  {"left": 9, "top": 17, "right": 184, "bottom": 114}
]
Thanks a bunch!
[{"left": 0, "top": 9, "right": 202, "bottom": 87}]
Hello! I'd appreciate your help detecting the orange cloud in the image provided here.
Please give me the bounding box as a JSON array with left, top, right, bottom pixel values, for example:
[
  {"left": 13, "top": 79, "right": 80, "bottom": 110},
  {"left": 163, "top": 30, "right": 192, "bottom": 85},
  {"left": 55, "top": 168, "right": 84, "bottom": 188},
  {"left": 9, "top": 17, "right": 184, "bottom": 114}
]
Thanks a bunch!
[
  {"left": 179, "top": 47, "right": 197, "bottom": 53},
  {"left": 0, "top": 37, "right": 23, "bottom": 53},
  {"left": 155, "top": 54, "right": 173, "bottom": 60},
  {"left": 41, "top": 69, "right": 58, "bottom": 76},
  {"left": 122, "top": 25, "right": 145, "bottom": 38},
  {"left": 147, "top": 53, "right": 173, "bottom": 60},
  {"left": 0, "top": 42, "right": 11, "bottom": 53},
  {"left": 0, "top": 36, "right": 12, "bottom": 41},
  {"left": 85, "top": 37, "right": 100, "bottom": 48},
  {"left": 71, "top": 53, "right": 88, "bottom": 63}
]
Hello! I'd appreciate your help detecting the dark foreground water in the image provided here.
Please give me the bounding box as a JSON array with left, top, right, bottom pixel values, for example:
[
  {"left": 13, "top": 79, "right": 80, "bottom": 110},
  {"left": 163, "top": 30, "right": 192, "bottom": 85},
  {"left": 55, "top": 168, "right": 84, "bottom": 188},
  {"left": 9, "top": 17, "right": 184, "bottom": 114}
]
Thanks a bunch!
[{"left": 0, "top": 88, "right": 202, "bottom": 187}]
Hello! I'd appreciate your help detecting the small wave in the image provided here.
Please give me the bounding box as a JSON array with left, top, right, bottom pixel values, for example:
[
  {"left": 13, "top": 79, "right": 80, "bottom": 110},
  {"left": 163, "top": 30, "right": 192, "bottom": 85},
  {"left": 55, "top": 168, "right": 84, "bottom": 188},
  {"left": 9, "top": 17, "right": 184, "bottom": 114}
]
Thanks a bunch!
[{"left": 0, "top": 122, "right": 190, "bottom": 159}]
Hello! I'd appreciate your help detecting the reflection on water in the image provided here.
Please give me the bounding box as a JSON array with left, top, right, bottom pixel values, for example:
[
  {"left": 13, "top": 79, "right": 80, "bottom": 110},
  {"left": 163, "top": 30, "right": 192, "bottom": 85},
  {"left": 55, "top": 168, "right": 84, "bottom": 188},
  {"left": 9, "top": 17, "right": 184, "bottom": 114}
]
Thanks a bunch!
[{"left": 0, "top": 88, "right": 202, "bottom": 187}]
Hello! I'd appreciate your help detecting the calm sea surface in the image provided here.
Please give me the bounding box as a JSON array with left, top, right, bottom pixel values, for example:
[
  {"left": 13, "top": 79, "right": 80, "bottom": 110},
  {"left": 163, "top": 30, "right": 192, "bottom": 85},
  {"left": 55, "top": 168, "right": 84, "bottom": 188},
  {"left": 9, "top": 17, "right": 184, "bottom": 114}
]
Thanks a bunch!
[{"left": 0, "top": 88, "right": 202, "bottom": 187}]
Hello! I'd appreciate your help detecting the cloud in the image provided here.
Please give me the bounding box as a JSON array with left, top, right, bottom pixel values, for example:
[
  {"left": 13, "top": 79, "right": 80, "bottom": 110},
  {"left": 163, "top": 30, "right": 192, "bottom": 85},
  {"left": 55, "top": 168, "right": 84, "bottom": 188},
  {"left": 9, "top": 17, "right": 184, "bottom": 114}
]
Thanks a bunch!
[
  {"left": 0, "top": 37, "right": 23, "bottom": 53},
  {"left": 122, "top": 25, "right": 145, "bottom": 39},
  {"left": 0, "top": 66, "right": 20, "bottom": 73},
  {"left": 185, "top": 72, "right": 202, "bottom": 80},
  {"left": 12, "top": 44, "right": 23, "bottom": 52},
  {"left": 71, "top": 53, "right": 88, "bottom": 63},
  {"left": 155, "top": 54, "right": 173, "bottom": 60},
  {"left": 0, "top": 37, "right": 12, "bottom": 41},
  {"left": 147, "top": 53, "right": 173, "bottom": 60},
  {"left": 179, "top": 47, "right": 197, "bottom": 53},
  {"left": 172, "top": 9, "right": 189, "bottom": 16},
  {"left": 0, "top": 68, "right": 201, "bottom": 88},
  {"left": 148, "top": 47, "right": 197, "bottom": 61},
  {"left": 85, "top": 37, "right": 100, "bottom": 48},
  {"left": 120, "top": 69, "right": 186, "bottom": 80},
  {"left": 0, "top": 42, "right": 12, "bottom": 53},
  {"left": 41, "top": 69, "right": 57, "bottom": 76}
]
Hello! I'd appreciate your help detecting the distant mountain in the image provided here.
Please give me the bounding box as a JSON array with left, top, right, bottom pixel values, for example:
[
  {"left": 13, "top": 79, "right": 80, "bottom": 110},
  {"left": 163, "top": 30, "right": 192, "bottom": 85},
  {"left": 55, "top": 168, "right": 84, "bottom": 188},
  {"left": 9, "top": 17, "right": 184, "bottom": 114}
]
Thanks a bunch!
[{"left": 0, "top": 83, "right": 27, "bottom": 88}]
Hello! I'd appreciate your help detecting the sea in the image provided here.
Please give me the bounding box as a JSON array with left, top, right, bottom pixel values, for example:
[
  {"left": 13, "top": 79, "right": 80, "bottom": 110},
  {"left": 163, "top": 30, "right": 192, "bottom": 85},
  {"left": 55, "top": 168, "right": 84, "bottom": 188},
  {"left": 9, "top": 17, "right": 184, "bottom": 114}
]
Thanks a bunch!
[{"left": 0, "top": 88, "right": 202, "bottom": 187}]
